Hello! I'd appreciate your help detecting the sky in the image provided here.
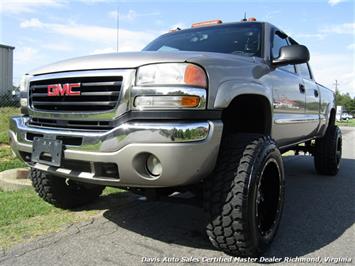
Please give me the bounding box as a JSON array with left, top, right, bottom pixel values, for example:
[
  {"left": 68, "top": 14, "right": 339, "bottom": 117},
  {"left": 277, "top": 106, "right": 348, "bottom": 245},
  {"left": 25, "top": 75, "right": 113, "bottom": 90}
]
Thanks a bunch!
[{"left": 0, "top": 0, "right": 354, "bottom": 96}]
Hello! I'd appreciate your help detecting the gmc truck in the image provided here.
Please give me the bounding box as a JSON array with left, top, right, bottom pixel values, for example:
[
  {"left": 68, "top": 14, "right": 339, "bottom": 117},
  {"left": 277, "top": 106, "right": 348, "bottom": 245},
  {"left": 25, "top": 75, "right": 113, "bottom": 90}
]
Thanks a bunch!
[{"left": 9, "top": 19, "right": 342, "bottom": 257}]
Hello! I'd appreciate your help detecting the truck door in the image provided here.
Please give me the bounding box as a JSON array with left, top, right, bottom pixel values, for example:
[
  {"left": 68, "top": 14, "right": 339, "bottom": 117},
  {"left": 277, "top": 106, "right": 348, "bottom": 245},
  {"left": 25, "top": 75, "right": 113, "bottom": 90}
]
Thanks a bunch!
[
  {"left": 269, "top": 31, "right": 307, "bottom": 146},
  {"left": 296, "top": 63, "right": 320, "bottom": 138}
]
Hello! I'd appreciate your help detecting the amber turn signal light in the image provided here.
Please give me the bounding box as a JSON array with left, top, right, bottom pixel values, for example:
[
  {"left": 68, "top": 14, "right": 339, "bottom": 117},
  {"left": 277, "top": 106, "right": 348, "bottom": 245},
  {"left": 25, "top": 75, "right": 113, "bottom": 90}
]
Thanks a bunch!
[
  {"left": 184, "top": 64, "right": 207, "bottom": 88},
  {"left": 180, "top": 96, "right": 200, "bottom": 108}
]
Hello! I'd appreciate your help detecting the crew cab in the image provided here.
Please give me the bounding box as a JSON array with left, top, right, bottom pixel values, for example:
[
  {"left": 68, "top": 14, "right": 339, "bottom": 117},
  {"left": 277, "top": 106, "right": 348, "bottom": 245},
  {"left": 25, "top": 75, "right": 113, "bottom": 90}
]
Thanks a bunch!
[{"left": 9, "top": 19, "right": 342, "bottom": 257}]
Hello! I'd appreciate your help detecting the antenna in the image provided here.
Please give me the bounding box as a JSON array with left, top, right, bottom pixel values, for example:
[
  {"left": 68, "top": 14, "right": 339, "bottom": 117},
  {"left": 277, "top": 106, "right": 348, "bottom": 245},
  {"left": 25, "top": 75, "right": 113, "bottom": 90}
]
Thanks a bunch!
[
  {"left": 116, "top": 7, "right": 119, "bottom": 52},
  {"left": 242, "top": 12, "right": 247, "bottom": 22}
]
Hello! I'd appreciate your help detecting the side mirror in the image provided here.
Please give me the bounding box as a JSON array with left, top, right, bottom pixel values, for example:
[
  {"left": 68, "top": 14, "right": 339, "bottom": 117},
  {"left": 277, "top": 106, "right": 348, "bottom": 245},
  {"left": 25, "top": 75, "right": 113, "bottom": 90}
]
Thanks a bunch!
[{"left": 272, "top": 45, "right": 310, "bottom": 66}]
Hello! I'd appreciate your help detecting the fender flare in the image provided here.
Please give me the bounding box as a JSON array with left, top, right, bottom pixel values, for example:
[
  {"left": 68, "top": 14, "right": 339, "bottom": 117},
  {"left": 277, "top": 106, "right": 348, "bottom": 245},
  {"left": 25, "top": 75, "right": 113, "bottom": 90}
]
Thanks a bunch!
[{"left": 213, "top": 79, "right": 273, "bottom": 111}]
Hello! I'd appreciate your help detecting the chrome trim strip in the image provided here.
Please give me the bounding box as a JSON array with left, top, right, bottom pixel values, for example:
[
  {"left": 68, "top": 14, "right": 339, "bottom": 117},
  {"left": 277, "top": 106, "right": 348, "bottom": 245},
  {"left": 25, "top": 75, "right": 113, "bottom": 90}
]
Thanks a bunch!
[
  {"left": 274, "top": 116, "right": 320, "bottom": 124},
  {"left": 30, "top": 70, "right": 131, "bottom": 81},
  {"left": 131, "top": 86, "right": 207, "bottom": 110},
  {"left": 27, "top": 69, "right": 136, "bottom": 121},
  {"left": 10, "top": 116, "right": 211, "bottom": 152}
]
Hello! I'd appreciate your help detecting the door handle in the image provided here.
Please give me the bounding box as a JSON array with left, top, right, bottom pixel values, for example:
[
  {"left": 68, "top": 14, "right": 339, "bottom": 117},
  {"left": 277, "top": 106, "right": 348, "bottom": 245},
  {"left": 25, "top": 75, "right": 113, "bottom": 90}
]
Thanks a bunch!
[
  {"left": 299, "top": 84, "right": 305, "bottom": 93},
  {"left": 314, "top": 89, "right": 319, "bottom": 97}
]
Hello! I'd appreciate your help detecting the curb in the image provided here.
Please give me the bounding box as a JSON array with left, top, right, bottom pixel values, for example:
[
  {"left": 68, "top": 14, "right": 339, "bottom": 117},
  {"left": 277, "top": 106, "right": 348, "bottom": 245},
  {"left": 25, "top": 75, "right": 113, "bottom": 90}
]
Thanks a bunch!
[{"left": 0, "top": 168, "right": 31, "bottom": 192}]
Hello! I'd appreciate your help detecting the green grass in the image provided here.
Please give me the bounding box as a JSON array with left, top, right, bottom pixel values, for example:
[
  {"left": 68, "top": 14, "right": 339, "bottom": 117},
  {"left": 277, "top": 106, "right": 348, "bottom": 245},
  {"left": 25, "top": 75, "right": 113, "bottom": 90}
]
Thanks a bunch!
[
  {"left": 0, "top": 188, "right": 60, "bottom": 228},
  {"left": 0, "top": 133, "right": 8, "bottom": 145},
  {"left": 0, "top": 107, "right": 26, "bottom": 172},
  {"left": 0, "top": 187, "right": 122, "bottom": 249},
  {"left": 0, "top": 144, "right": 26, "bottom": 172},
  {"left": 0, "top": 107, "right": 20, "bottom": 144},
  {"left": 336, "top": 119, "right": 355, "bottom": 127}
]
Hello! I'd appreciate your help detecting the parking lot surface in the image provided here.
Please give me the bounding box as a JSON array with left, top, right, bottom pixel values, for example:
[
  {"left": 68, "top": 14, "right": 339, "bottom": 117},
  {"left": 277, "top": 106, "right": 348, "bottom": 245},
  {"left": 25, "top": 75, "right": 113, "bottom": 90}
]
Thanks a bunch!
[{"left": 1, "top": 127, "right": 354, "bottom": 266}]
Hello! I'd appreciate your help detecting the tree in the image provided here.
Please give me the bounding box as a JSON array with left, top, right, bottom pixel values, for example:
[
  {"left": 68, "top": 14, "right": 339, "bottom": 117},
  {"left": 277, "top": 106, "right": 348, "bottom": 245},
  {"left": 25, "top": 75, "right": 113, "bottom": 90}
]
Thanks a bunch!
[{"left": 336, "top": 90, "right": 355, "bottom": 115}]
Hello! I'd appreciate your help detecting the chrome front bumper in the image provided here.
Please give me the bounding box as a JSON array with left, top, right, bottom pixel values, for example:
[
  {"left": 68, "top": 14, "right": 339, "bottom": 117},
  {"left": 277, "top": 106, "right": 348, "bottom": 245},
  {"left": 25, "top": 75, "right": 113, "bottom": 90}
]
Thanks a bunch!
[{"left": 9, "top": 116, "right": 223, "bottom": 187}]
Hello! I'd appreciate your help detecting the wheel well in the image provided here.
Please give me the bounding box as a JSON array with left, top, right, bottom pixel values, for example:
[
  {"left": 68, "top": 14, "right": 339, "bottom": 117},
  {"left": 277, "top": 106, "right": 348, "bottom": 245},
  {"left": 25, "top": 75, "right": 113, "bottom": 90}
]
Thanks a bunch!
[
  {"left": 222, "top": 94, "right": 272, "bottom": 135},
  {"left": 329, "top": 108, "right": 336, "bottom": 126}
]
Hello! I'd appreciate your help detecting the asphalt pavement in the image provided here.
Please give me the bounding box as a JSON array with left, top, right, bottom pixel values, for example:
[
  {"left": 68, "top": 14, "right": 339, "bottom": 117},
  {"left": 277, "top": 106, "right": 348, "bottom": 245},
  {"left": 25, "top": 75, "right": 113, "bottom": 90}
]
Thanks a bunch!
[{"left": 1, "top": 127, "right": 354, "bottom": 266}]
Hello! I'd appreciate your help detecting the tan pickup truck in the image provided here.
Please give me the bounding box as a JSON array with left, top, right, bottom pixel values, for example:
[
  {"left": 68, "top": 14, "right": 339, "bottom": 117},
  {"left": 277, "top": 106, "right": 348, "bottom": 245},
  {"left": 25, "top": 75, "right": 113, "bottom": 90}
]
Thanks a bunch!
[{"left": 10, "top": 19, "right": 341, "bottom": 256}]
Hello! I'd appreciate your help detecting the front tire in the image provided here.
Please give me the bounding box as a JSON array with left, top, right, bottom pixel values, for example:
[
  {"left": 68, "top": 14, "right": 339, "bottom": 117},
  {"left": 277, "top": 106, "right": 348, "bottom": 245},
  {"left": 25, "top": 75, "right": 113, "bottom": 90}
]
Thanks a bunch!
[
  {"left": 204, "top": 134, "right": 285, "bottom": 257},
  {"left": 314, "top": 125, "right": 342, "bottom": 175},
  {"left": 30, "top": 168, "right": 105, "bottom": 209}
]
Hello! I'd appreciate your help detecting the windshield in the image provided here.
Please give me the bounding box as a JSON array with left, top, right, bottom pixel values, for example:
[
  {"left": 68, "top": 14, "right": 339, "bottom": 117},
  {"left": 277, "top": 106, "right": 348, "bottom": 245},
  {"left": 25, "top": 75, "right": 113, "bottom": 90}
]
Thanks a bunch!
[{"left": 143, "top": 23, "right": 262, "bottom": 57}]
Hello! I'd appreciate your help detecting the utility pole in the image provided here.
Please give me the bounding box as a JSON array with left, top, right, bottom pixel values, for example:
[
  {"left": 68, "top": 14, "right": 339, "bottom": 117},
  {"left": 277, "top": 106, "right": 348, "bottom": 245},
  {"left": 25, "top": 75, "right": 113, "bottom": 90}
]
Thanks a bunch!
[
  {"left": 334, "top": 80, "right": 340, "bottom": 92},
  {"left": 116, "top": 7, "right": 119, "bottom": 52}
]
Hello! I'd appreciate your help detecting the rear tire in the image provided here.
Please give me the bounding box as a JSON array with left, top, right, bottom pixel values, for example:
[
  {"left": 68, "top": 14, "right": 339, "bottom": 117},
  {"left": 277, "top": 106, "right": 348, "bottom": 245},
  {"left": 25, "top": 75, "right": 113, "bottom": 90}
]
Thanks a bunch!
[
  {"left": 204, "top": 134, "right": 285, "bottom": 257},
  {"left": 30, "top": 168, "right": 105, "bottom": 209},
  {"left": 314, "top": 125, "right": 342, "bottom": 176}
]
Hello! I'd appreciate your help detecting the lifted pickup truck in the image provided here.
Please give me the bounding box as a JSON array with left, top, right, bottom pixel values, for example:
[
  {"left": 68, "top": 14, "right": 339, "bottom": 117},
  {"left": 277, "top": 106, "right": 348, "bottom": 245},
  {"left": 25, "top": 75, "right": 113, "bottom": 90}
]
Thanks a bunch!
[{"left": 9, "top": 19, "right": 342, "bottom": 257}]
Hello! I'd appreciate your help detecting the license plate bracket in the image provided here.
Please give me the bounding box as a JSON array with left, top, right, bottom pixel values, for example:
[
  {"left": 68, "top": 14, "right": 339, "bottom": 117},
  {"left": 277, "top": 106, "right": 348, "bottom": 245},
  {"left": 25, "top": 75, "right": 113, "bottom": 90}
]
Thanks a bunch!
[{"left": 31, "top": 137, "right": 63, "bottom": 167}]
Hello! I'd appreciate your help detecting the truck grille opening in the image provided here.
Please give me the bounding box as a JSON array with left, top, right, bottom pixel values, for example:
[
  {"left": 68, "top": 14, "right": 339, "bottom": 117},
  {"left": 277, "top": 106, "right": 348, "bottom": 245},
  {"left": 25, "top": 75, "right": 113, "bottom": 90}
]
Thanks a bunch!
[
  {"left": 19, "top": 151, "right": 119, "bottom": 180},
  {"left": 93, "top": 162, "right": 119, "bottom": 179},
  {"left": 61, "top": 159, "right": 92, "bottom": 173},
  {"left": 26, "top": 132, "right": 83, "bottom": 146},
  {"left": 28, "top": 117, "right": 114, "bottom": 131},
  {"left": 29, "top": 76, "right": 123, "bottom": 112}
]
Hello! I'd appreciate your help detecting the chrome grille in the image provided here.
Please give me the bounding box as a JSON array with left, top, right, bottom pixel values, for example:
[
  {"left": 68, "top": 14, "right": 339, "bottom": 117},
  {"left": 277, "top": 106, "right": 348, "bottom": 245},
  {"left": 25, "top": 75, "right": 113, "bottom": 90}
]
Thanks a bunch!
[{"left": 29, "top": 76, "right": 123, "bottom": 112}]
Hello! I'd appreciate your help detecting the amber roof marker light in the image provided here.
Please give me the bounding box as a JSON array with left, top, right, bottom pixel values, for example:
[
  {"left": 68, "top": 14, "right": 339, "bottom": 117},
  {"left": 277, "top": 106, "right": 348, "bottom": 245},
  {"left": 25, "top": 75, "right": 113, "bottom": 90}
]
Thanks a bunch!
[
  {"left": 191, "top": 19, "right": 223, "bottom": 28},
  {"left": 169, "top": 27, "right": 181, "bottom": 32},
  {"left": 241, "top": 12, "right": 257, "bottom": 22}
]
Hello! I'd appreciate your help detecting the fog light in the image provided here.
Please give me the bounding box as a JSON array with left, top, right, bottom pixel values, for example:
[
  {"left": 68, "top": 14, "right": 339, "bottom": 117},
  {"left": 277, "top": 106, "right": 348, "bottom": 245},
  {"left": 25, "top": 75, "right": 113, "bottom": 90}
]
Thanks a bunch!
[{"left": 146, "top": 154, "right": 162, "bottom": 177}]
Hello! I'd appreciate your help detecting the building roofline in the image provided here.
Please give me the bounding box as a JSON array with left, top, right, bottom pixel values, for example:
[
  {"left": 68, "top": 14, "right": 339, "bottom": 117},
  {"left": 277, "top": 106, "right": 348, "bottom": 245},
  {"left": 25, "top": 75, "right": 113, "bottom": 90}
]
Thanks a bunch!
[{"left": 0, "top": 44, "right": 15, "bottom": 50}]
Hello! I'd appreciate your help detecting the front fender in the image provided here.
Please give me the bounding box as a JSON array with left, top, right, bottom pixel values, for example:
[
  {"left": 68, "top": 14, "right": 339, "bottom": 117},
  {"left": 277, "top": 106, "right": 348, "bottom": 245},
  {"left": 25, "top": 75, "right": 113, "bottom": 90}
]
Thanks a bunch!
[{"left": 213, "top": 79, "right": 273, "bottom": 110}]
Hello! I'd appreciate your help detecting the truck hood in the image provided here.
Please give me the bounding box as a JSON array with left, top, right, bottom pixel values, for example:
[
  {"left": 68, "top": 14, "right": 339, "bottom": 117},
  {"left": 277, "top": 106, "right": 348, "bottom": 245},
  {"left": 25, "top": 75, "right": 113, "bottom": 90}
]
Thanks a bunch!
[{"left": 29, "top": 51, "right": 255, "bottom": 76}]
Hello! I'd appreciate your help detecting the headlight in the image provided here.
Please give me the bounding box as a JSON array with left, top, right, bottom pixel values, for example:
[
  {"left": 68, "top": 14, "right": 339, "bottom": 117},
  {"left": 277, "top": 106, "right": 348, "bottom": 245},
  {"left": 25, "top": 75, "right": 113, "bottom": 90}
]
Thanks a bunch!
[
  {"left": 134, "top": 63, "right": 207, "bottom": 110},
  {"left": 136, "top": 63, "right": 207, "bottom": 88},
  {"left": 19, "top": 75, "right": 28, "bottom": 92}
]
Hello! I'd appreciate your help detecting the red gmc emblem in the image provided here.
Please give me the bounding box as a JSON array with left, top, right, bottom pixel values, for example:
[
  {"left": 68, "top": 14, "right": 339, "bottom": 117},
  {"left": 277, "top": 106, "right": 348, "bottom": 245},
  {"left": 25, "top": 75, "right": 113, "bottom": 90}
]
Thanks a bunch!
[{"left": 47, "top": 83, "right": 81, "bottom": 96}]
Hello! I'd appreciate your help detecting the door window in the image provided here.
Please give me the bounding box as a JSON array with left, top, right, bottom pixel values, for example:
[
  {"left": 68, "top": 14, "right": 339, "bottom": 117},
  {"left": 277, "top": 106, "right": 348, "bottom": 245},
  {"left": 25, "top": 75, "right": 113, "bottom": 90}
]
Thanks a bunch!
[
  {"left": 297, "top": 63, "right": 312, "bottom": 80},
  {"left": 272, "top": 32, "right": 296, "bottom": 73},
  {"left": 272, "top": 33, "right": 288, "bottom": 59}
]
